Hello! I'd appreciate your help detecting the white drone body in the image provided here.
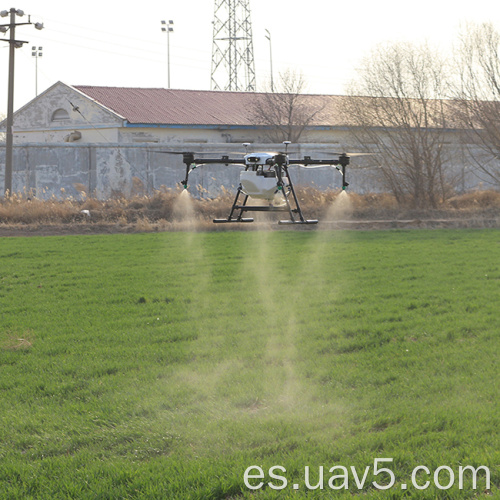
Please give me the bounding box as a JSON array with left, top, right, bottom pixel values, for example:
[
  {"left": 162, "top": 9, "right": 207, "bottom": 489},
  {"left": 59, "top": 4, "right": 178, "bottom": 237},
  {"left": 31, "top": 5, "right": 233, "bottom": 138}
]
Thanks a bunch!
[{"left": 239, "top": 152, "right": 288, "bottom": 203}]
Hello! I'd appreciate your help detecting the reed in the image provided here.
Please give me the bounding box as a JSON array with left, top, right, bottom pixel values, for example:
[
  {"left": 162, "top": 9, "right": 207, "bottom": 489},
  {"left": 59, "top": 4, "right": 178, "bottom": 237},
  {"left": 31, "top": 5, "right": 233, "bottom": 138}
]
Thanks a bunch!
[{"left": 0, "top": 188, "right": 498, "bottom": 230}]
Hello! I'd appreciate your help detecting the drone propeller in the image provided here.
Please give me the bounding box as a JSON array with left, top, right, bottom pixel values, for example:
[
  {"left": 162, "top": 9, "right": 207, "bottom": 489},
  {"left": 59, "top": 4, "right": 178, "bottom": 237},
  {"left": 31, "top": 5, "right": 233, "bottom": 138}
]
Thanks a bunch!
[
  {"left": 151, "top": 150, "right": 244, "bottom": 156},
  {"left": 349, "top": 164, "right": 382, "bottom": 169},
  {"left": 297, "top": 164, "right": 338, "bottom": 169},
  {"left": 315, "top": 152, "right": 374, "bottom": 157}
]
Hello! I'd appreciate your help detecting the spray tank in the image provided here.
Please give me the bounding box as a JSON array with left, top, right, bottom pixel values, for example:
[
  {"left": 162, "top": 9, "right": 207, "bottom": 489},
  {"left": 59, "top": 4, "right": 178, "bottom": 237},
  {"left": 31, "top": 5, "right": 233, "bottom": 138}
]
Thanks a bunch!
[{"left": 239, "top": 152, "right": 287, "bottom": 205}]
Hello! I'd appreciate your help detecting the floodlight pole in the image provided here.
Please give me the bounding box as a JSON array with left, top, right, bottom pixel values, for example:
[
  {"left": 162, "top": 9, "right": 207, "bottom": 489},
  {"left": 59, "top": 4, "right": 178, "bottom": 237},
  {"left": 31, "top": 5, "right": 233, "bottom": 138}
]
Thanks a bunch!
[
  {"left": 161, "top": 20, "right": 174, "bottom": 88},
  {"left": 265, "top": 29, "right": 274, "bottom": 92},
  {"left": 0, "top": 8, "right": 43, "bottom": 197},
  {"left": 32, "top": 45, "right": 42, "bottom": 96}
]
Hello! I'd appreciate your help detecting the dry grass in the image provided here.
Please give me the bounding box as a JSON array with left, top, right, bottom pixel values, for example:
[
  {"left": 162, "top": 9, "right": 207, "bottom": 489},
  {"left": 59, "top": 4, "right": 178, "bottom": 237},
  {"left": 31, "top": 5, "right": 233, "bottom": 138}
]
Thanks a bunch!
[
  {"left": 446, "top": 189, "right": 500, "bottom": 209},
  {"left": 0, "top": 188, "right": 498, "bottom": 232},
  {"left": 1, "top": 330, "right": 34, "bottom": 351}
]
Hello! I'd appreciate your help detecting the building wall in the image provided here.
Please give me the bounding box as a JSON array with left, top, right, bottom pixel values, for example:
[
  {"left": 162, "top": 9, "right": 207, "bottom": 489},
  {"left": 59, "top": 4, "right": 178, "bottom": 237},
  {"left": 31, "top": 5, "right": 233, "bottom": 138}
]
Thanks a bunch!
[
  {"left": 0, "top": 142, "right": 396, "bottom": 199},
  {"left": 115, "top": 126, "right": 264, "bottom": 145},
  {"left": 14, "top": 121, "right": 349, "bottom": 146},
  {"left": 113, "top": 125, "right": 353, "bottom": 145},
  {"left": 9, "top": 82, "right": 123, "bottom": 144},
  {"left": 2, "top": 84, "right": 495, "bottom": 198}
]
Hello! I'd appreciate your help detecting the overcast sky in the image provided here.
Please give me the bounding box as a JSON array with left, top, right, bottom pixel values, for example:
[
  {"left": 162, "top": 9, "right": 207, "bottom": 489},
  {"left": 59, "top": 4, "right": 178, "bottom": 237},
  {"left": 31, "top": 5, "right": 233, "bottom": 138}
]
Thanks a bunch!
[{"left": 1, "top": 0, "right": 500, "bottom": 116}]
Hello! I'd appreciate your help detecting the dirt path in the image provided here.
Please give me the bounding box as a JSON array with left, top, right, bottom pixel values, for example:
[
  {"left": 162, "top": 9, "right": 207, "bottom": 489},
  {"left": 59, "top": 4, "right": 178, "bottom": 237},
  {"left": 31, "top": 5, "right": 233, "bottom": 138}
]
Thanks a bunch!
[{"left": 1, "top": 216, "right": 498, "bottom": 237}]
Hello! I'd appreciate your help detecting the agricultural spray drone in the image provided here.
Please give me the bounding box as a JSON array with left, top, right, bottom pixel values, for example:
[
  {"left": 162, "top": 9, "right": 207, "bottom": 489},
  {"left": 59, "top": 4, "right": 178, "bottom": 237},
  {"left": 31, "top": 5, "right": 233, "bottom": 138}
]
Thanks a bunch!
[{"left": 167, "top": 142, "right": 354, "bottom": 224}]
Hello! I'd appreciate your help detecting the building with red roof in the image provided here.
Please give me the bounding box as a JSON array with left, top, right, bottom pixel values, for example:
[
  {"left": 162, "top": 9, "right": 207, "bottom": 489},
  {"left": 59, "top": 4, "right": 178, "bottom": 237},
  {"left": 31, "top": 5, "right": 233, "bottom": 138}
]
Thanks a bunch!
[
  {"left": 9, "top": 81, "right": 351, "bottom": 145},
  {"left": 2, "top": 81, "right": 487, "bottom": 199}
]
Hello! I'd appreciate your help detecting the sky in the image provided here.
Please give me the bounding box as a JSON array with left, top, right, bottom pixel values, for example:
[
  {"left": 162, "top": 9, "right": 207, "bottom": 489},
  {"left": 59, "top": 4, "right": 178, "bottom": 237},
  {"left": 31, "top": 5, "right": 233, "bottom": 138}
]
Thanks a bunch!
[{"left": 1, "top": 0, "right": 500, "bottom": 117}]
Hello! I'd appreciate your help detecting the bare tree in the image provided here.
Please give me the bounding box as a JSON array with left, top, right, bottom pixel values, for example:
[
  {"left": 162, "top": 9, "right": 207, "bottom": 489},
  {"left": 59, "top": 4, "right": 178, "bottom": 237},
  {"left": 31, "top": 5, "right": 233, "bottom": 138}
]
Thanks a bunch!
[
  {"left": 342, "top": 42, "right": 456, "bottom": 208},
  {"left": 0, "top": 114, "right": 5, "bottom": 143},
  {"left": 453, "top": 22, "right": 500, "bottom": 186},
  {"left": 251, "top": 70, "right": 325, "bottom": 143}
]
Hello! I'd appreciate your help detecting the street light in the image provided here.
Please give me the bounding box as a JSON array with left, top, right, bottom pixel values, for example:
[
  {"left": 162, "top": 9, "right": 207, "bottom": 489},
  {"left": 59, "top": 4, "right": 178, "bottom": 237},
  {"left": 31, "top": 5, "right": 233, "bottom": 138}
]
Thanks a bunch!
[
  {"left": 0, "top": 8, "right": 44, "bottom": 197},
  {"left": 161, "top": 19, "right": 174, "bottom": 88},
  {"left": 31, "top": 45, "right": 42, "bottom": 96},
  {"left": 265, "top": 28, "right": 274, "bottom": 92}
]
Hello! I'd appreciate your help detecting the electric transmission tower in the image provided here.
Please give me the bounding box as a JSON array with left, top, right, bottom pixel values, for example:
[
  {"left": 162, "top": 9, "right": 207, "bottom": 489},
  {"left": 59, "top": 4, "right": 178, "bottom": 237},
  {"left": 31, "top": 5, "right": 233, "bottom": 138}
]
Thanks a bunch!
[{"left": 211, "top": 0, "right": 256, "bottom": 92}]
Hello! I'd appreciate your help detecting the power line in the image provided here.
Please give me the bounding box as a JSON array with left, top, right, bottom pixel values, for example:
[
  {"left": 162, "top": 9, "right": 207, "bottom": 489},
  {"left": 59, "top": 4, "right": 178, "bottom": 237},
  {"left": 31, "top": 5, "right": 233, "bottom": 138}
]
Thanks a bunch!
[
  {"left": 23, "top": 33, "right": 211, "bottom": 72},
  {"left": 33, "top": 16, "right": 213, "bottom": 59}
]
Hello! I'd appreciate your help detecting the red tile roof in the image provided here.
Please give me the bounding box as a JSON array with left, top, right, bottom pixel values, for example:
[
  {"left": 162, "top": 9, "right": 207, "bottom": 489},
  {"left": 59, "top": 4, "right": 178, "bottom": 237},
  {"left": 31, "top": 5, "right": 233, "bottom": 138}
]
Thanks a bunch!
[{"left": 73, "top": 86, "right": 346, "bottom": 127}]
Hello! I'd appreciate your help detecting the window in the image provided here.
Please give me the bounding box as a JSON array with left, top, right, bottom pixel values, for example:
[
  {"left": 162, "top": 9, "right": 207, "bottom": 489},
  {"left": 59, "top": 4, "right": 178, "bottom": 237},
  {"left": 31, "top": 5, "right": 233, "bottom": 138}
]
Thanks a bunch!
[{"left": 51, "top": 108, "right": 70, "bottom": 122}]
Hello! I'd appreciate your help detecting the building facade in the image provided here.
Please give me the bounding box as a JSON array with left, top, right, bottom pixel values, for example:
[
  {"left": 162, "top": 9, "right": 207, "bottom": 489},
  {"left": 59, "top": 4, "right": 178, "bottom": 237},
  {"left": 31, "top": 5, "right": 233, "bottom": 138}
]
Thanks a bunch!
[
  {"left": 4, "top": 82, "right": 352, "bottom": 146},
  {"left": 0, "top": 82, "right": 493, "bottom": 199}
]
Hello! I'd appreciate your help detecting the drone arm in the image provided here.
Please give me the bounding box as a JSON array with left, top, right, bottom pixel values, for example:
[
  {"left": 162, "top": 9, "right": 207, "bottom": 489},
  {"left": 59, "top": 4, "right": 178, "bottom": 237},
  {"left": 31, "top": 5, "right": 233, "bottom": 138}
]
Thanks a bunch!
[
  {"left": 289, "top": 158, "right": 332, "bottom": 166},
  {"left": 180, "top": 155, "right": 245, "bottom": 188},
  {"left": 289, "top": 154, "right": 351, "bottom": 189},
  {"left": 191, "top": 158, "right": 246, "bottom": 166}
]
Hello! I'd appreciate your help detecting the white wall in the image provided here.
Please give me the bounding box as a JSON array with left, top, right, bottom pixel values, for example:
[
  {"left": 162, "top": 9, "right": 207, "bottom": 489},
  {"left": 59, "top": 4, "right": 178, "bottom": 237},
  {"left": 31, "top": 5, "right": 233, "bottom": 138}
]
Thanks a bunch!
[
  {"left": 10, "top": 82, "right": 123, "bottom": 144},
  {"left": 0, "top": 142, "right": 390, "bottom": 199}
]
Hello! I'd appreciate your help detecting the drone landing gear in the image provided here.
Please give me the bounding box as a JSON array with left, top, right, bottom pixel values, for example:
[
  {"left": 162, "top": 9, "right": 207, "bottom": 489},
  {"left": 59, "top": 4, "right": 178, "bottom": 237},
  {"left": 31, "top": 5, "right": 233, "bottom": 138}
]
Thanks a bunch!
[
  {"left": 213, "top": 179, "right": 318, "bottom": 225},
  {"left": 278, "top": 219, "right": 318, "bottom": 225},
  {"left": 214, "top": 217, "right": 254, "bottom": 223},
  {"left": 213, "top": 218, "right": 254, "bottom": 223}
]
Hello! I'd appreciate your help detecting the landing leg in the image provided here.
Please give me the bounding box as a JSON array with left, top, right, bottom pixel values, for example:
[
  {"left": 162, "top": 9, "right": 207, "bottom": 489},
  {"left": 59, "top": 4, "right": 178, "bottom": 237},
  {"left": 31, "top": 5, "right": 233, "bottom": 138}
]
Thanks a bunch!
[
  {"left": 278, "top": 166, "right": 318, "bottom": 225},
  {"left": 213, "top": 186, "right": 254, "bottom": 223}
]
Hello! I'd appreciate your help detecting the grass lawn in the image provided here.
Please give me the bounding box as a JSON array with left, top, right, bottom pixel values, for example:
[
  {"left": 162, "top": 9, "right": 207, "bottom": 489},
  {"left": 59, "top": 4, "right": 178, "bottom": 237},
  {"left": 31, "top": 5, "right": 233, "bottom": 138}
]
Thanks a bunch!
[{"left": 0, "top": 229, "right": 499, "bottom": 499}]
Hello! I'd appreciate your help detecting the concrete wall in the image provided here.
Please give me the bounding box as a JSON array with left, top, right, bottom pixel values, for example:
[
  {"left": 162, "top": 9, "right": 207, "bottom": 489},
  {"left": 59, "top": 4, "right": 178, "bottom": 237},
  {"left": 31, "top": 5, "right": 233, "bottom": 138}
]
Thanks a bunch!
[
  {"left": 12, "top": 118, "right": 349, "bottom": 146},
  {"left": 11, "top": 82, "right": 123, "bottom": 144},
  {"left": 12, "top": 124, "right": 349, "bottom": 147},
  {"left": 0, "top": 142, "right": 488, "bottom": 200}
]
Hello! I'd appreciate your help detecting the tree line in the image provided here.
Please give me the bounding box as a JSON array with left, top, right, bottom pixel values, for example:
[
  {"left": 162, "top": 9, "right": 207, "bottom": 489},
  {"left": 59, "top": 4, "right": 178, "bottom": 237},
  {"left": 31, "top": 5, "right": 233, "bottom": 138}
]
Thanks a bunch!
[{"left": 252, "top": 22, "right": 500, "bottom": 208}]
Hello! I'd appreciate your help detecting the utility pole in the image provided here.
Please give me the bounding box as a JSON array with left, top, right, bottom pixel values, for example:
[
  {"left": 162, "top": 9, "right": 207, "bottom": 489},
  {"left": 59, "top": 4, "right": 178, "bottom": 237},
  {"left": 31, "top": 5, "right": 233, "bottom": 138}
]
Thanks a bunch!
[
  {"left": 0, "top": 8, "right": 43, "bottom": 197},
  {"left": 211, "top": 0, "right": 256, "bottom": 92}
]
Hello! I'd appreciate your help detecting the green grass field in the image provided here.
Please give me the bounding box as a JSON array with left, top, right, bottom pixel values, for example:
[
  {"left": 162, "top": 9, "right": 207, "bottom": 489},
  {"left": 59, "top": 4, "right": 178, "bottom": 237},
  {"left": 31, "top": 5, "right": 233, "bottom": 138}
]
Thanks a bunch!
[{"left": 0, "top": 229, "right": 499, "bottom": 499}]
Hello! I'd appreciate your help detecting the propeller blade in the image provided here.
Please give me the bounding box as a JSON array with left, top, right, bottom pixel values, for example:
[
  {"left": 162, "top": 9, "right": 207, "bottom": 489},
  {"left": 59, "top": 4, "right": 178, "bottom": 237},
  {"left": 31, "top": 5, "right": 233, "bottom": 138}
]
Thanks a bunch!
[
  {"left": 349, "top": 164, "right": 382, "bottom": 169},
  {"left": 297, "top": 164, "right": 337, "bottom": 169},
  {"left": 150, "top": 150, "right": 245, "bottom": 156},
  {"left": 249, "top": 151, "right": 299, "bottom": 156},
  {"left": 199, "top": 151, "right": 245, "bottom": 156},
  {"left": 316, "top": 152, "right": 375, "bottom": 157},
  {"left": 150, "top": 151, "right": 187, "bottom": 155}
]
